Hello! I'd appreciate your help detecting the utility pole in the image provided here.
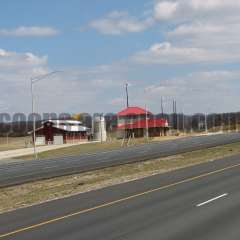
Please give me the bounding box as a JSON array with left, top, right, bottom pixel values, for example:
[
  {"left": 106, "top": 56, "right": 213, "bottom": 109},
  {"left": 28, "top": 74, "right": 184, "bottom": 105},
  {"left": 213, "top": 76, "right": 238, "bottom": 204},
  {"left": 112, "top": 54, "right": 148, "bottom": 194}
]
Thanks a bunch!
[
  {"left": 198, "top": 114, "right": 201, "bottom": 132},
  {"left": 173, "top": 100, "right": 175, "bottom": 114},
  {"left": 125, "top": 83, "right": 129, "bottom": 108},
  {"left": 145, "top": 104, "right": 149, "bottom": 141},
  {"left": 175, "top": 100, "right": 178, "bottom": 131},
  {"left": 173, "top": 99, "right": 177, "bottom": 130},
  {"left": 6, "top": 132, "right": 9, "bottom": 146},
  {"left": 205, "top": 113, "right": 208, "bottom": 133},
  {"left": 31, "top": 71, "right": 62, "bottom": 160},
  {"left": 30, "top": 79, "right": 37, "bottom": 160},
  {"left": 221, "top": 113, "right": 225, "bottom": 132},
  {"left": 228, "top": 113, "right": 231, "bottom": 132},
  {"left": 161, "top": 96, "right": 164, "bottom": 117},
  {"left": 213, "top": 114, "right": 215, "bottom": 132},
  {"left": 191, "top": 115, "right": 193, "bottom": 134},
  {"left": 236, "top": 112, "right": 239, "bottom": 132},
  {"left": 182, "top": 112, "right": 185, "bottom": 134},
  {"left": 99, "top": 115, "right": 103, "bottom": 143}
]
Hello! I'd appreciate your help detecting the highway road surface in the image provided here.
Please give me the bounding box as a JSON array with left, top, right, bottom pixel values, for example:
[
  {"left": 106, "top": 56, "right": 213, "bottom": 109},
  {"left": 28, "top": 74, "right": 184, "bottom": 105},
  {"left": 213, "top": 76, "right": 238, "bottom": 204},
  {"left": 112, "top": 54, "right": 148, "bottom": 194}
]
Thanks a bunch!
[
  {"left": 1, "top": 132, "right": 240, "bottom": 187},
  {"left": 1, "top": 153, "right": 240, "bottom": 239}
]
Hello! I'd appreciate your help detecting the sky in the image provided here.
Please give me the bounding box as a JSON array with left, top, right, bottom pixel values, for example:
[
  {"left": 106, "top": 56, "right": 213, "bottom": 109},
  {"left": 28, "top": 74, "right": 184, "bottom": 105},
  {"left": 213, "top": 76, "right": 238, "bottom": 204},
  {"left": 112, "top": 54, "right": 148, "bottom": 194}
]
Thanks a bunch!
[{"left": 1, "top": 0, "right": 240, "bottom": 115}]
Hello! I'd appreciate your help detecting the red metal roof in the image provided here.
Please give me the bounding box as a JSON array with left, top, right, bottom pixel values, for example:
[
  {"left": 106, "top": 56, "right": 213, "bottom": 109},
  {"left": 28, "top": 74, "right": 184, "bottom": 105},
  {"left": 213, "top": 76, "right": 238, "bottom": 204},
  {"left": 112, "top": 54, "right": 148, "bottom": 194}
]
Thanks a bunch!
[
  {"left": 117, "top": 106, "right": 152, "bottom": 117},
  {"left": 117, "top": 118, "right": 169, "bottom": 129}
]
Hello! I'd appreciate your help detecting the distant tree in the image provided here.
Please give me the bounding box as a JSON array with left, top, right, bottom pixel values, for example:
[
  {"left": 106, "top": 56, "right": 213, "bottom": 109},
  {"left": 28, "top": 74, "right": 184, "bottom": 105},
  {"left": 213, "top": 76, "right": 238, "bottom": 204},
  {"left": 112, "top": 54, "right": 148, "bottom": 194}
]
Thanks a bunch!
[
  {"left": 72, "top": 113, "right": 82, "bottom": 121},
  {"left": 72, "top": 113, "right": 92, "bottom": 128}
]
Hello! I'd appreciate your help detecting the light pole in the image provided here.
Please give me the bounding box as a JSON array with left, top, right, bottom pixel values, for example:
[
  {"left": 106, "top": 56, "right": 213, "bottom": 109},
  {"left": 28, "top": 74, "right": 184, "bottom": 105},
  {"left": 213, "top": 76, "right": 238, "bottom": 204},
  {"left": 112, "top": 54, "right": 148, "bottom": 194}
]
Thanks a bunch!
[
  {"left": 228, "top": 113, "right": 231, "bottom": 133},
  {"left": 31, "top": 71, "right": 62, "bottom": 160},
  {"left": 182, "top": 112, "right": 185, "bottom": 134},
  {"left": 221, "top": 113, "right": 224, "bottom": 132},
  {"left": 205, "top": 113, "right": 208, "bottom": 134},
  {"left": 236, "top": 112, "right": 239, "bottom": 132},
  {"left": 6, "top": 132, "right": 9, "bottom": 147},
  {"left": 99, "top": 114, "right": 103, "bottom": 143},
  {"left": 145, "top": 103, "right": 149, "bottom": 141},
  {"left": 143, "top": 89, "right": 149, "bottom": 141}
]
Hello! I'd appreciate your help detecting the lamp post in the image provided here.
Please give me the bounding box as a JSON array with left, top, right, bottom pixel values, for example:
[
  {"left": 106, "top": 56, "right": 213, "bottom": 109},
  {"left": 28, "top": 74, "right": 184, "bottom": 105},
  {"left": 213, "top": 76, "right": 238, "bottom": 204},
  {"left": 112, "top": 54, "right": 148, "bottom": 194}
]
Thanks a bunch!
[
  {"left": 145, "top": 103, "right": 149, "bottom": 141},
  {"left": 99, "top": 114, "right": 103, "bottom": 143},
  {"left": 228, "top": 113, "right": 231, "bottom": 133},
  {"left": 31, "top": 71, "right": 62, "bottom": 160},
  {"left": 182, "top": 112, "right": 185, "bottom": 135},
  {"left": 236, "top": 112, "right": 239, "bottom": 132},
  {"left": 205, "top": 113, "right": 208, "bottom": 134},
  {"left": 143, "top": 89, "right": 149, "bottom": 141}
]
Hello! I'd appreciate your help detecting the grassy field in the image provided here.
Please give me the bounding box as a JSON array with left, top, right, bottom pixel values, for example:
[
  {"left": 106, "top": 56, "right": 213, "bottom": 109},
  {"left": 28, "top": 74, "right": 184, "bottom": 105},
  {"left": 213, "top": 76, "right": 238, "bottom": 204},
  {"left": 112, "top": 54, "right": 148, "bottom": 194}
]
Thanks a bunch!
[
  {"left": 1, "top": 141, "right": 240, "bottom": 213},
  {"left": 0, "top": 136, "right": 31, "bottom": 151},
  {"left": 15, "top": 135, "right": 180, "bottom": 160}
]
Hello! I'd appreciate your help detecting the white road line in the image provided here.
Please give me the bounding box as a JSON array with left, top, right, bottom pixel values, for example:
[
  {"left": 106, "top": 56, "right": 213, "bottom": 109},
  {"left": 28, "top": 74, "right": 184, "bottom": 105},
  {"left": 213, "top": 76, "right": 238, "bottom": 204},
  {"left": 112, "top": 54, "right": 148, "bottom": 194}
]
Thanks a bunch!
[{"left": 196, "top": 193, "right": 228, "bottom": 207}]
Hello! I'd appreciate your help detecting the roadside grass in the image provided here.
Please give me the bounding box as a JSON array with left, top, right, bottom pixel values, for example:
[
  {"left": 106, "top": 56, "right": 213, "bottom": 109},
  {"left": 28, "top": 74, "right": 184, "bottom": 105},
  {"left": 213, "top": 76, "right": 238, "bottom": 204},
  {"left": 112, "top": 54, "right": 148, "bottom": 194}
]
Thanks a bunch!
[
  {"left": 0, "top": 136, "right": 30, "bottom": 151},
  {"left": 1, "top": 141, "right": 240, "bottom": 213}
]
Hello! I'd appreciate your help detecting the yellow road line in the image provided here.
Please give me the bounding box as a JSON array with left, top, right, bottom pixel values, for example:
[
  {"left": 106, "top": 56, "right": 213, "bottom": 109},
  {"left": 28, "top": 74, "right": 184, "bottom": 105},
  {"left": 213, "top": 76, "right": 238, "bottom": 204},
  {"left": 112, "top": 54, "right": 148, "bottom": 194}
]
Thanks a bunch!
[{"left": 1, "top": 162, "right": 240, "bottom": 239}]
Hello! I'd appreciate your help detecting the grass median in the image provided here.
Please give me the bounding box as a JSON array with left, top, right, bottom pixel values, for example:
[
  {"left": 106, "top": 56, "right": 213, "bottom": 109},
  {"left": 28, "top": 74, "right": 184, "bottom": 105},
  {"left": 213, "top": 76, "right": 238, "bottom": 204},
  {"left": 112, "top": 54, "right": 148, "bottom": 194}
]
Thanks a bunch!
[
  {"left": 15, "top": 136, "right": 179, "bottom": 160},
  {"left": 1, "top": 141, "right": 240, "bottom": 213}
]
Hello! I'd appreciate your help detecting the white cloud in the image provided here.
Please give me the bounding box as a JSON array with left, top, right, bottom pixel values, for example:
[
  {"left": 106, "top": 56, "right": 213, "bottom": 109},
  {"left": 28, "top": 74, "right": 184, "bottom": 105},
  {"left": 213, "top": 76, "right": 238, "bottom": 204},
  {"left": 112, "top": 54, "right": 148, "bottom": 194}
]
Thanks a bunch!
[
  {"left": 0, "top": 49, "right": 50, "bottom": 113},
  {"left": 144, "top": 70, "right": 240, "bottom": 113},
  {"left": 89, "top": 11, "right": 154, "bottom": 35},
  {"left": 109, "top": 97, "right": 125, "bottom": 106},
  {"left": 2, "top": 1, "right": 240, "bottom": 114},
  {"left": 154, "top": 1, "right": 179, "bottom": 20},
  {"left": 107, "top": 11, "right": 129, "bottom": 18},
  {"left": 131, "top": 42, "right": 240, "bottom": 64},
  {"left": 142, "top": 0, "right": 240, "bottom": 66},
  {"left": 169, "top": 20, "right": 240, "bottom": 48},
  {"left": 0, "top": 26, "right": 59, "bottom": 37},
  {"left": 0, "top": 49, "right": 129, "bottom": 114},
  {"left": 0, "top": 49, "right": 47, "bottom": 68},
  {"left": 1, "top": 46, "right": 240, "bottom": 114},
  {"left": 190, "top": 0, "right": 240, "bottom": 10},
  {"left": 89, "top": 0, "right": 240, "bottom": 37},
  {"left": 169, "top": 22, "right": 223, "bottom": 36},
  {"left": 153, "top": 0, "right": 240, "bottom": 20},
  {"left": 0, "top": 49, "right": 12, "bottom": 57}
]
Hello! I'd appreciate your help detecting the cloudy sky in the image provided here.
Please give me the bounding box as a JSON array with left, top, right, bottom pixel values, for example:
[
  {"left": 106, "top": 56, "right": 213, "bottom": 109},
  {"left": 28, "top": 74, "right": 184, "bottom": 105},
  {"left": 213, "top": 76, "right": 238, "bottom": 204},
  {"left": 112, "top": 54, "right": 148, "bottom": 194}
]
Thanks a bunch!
[{"left": 1, "top": 0, "right": 240, "bottom": 115}]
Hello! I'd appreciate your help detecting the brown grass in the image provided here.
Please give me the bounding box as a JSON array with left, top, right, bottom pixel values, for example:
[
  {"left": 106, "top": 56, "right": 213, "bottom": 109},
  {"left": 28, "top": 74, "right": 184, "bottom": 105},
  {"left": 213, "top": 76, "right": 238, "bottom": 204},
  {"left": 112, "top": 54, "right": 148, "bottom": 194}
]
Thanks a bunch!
[
  {"left": 0, "top": 136, "right": 30, "bottom": 151},
  {"left": 15, "top": 135, "right": 181, "bottom": 160}
]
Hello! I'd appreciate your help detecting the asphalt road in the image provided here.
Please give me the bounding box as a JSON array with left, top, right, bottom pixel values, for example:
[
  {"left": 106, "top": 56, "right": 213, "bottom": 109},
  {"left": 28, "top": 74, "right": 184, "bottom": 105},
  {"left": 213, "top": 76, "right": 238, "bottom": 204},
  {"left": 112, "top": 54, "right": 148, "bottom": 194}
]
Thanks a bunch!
[
  {"left": 1, "top": 153, "right": 240, "bottom": 239},
  {"left": 1, "top": 132, "right": 240, "bottom": 187}
]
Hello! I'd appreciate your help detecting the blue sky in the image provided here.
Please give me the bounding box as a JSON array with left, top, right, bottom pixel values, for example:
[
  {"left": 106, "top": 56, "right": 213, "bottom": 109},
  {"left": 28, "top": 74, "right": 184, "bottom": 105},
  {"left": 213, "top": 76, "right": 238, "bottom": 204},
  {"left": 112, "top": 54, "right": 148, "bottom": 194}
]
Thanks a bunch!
[
  {"left": 0, "top": 0, "right": 157, "bottom": 66},
  {"left": 1, "top": 0, "right": 240, "bottom": 115}
]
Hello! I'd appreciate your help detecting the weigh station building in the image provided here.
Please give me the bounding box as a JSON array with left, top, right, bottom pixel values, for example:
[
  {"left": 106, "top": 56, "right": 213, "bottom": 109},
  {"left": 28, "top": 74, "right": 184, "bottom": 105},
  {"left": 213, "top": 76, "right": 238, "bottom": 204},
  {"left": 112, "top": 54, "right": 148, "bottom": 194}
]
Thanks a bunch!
[{"left": 117, "top": 106, "right": 169, "bottom": 138}]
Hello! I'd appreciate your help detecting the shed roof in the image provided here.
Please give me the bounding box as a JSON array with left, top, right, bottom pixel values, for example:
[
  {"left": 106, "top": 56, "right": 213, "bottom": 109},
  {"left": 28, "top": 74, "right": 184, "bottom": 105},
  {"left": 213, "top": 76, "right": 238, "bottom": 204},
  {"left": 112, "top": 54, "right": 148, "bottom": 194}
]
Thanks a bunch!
[{"left": 43, "top": 119, "right": 82, "bottom": 125}]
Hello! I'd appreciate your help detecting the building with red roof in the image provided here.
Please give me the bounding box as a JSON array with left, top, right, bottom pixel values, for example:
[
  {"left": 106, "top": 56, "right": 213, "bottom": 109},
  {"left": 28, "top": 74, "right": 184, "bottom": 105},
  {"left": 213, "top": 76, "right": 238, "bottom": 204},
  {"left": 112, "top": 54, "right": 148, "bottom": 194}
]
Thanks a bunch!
[
  {"left": 32, "top": 120, "right": 90, "bottom": 145},
  {"left": 117, "top": 106, "right": 152, "bottom": 117},
  {"left": 117, "top": 106, "right": 169, "bottom": 138}
]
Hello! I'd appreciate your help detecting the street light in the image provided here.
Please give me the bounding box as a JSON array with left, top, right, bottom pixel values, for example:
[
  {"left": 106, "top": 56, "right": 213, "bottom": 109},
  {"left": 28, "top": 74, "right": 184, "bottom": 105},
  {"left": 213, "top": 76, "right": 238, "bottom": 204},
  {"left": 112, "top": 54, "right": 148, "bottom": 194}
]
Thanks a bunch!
[
  {"left": 31, "top": 70, "right": 62, "bottom": 160},
  {"left": 204, "top": 113, "right": 208, "bottom": 134},
  {"left": 99, "top": 114, "right": 103, "bottom": 143},
  {"left": 143, "top": 89, "right": 149, "bottom": 141},
  {"left": 145, "top": 103, "right": 149, "bottom": 141}
]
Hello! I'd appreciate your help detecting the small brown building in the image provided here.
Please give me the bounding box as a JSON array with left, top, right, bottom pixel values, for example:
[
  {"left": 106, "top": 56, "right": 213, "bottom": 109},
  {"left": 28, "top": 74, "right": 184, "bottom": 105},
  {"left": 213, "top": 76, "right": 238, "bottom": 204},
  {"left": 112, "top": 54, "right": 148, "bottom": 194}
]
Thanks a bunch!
[{"left": 33, "top": 120, "right": 89, "bottom": 145}]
